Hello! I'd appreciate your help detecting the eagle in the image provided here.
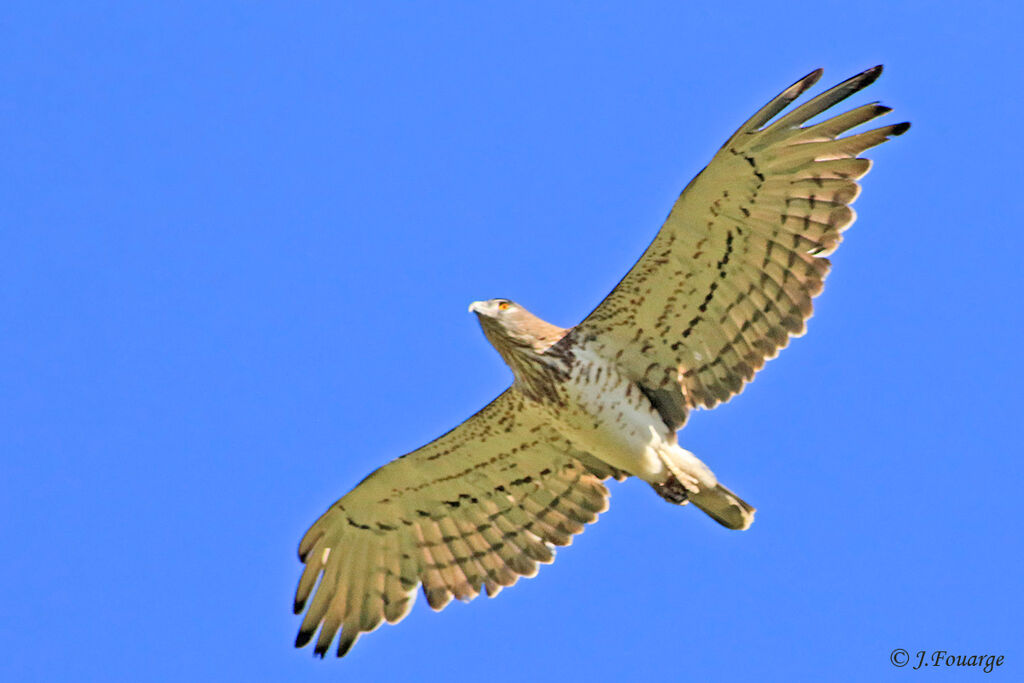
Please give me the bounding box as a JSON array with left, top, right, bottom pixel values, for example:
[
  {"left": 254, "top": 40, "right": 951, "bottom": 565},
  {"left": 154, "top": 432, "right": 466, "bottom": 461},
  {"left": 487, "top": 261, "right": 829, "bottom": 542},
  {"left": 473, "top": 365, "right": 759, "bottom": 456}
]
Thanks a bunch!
[{"left": 293, "top": 66, "right": 908, "bottom": 657}]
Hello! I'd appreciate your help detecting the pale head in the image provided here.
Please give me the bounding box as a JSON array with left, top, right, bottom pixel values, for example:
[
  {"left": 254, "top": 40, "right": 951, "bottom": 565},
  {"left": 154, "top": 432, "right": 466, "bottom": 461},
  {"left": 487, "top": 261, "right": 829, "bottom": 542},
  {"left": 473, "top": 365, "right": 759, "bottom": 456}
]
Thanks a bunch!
[{"left": 468, "top": 298, "right": 568, "bottom": 357}]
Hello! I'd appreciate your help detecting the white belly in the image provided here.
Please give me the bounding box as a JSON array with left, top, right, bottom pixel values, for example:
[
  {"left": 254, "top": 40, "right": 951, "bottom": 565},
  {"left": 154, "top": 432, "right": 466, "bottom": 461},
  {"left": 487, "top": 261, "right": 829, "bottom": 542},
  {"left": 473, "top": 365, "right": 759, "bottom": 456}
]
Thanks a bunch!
[{"left": 540, "top": 347, "right": 674, "bottom": 482}]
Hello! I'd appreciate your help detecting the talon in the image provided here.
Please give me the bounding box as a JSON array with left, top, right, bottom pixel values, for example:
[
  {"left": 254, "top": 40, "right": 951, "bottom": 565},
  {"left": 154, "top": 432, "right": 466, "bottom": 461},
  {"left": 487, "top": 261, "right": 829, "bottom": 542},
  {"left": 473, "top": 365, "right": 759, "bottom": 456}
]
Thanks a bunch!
[{"left": 653, "top": 475, "right": 690, "bottom": 505}]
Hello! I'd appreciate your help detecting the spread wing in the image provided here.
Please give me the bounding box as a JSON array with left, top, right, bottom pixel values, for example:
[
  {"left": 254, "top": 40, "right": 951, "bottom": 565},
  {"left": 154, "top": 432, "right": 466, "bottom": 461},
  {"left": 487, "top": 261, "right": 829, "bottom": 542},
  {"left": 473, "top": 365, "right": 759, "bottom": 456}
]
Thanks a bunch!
[
  {"left": 292, "top": 389, "right": 614, "bottom": 658},
  {"left": 566, "top": 66, "right": 909, "bottom": 423}
]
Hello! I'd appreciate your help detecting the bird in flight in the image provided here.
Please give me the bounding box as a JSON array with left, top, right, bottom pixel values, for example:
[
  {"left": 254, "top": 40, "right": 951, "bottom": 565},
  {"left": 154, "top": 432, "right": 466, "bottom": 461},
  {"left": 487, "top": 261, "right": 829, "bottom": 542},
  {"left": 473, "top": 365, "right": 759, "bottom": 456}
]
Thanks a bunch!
[{"left": 293, "top": 66, "right": 909, "bottom": 658}]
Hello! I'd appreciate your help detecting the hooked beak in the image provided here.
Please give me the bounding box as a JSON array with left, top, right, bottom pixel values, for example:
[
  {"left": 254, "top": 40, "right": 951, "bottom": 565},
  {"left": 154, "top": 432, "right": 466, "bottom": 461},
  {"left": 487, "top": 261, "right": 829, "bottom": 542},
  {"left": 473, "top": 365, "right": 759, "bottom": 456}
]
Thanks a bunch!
[{"left": 468, "top": 301, "right": 487, "bottom": 315}]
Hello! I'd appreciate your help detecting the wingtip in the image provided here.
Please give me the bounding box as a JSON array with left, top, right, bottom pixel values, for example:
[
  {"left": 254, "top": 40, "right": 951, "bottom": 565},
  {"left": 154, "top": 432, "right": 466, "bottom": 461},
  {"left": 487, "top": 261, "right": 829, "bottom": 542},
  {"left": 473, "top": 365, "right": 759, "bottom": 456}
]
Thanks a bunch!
[
  {"left": 800, "top": 68, "right": 824, "bottom": 89},
  {"left": 860, "top": 64, "right": 884, "bottom": 87},
  {"left": 891, "top": 121, "right": 911, "bottom": 136},
  {"left": 295, "top": 628, "right": 315, "bottom": 649},
  {"left": 336, "top": 633, "right": 359, "bottom": 658}
]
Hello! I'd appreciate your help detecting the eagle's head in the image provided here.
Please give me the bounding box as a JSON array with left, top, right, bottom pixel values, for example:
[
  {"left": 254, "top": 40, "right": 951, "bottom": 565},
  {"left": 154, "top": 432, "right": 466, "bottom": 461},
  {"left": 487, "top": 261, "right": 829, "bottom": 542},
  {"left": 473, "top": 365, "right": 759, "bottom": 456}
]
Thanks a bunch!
[{"left": 468, "top": 299, "right": 568, "bottom": 356}]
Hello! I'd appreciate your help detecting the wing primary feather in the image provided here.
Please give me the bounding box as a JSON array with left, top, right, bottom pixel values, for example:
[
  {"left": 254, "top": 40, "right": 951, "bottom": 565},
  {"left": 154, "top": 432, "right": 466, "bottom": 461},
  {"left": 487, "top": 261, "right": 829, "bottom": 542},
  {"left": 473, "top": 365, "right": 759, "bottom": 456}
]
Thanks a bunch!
[
  {"left": 760, "top": 65, "right": 883, "bottom": 134},
  {"left": 727, "top": 68, "right": 824, "bottom": 143},
  {"left": 297, "top": 522, "right": 325, "bottom": 562},
  {"left": 294, "top": 541, "right": 327, "bottom": 614},
  {"left": 358, "top": 542, "right": 387, "bottom": 632},
  {"left": 335, "top": 630, "right": 360, "bottom": 658},
  {"left": 296, "top": 557, "right": 334, "bottom": 646},
  {"left": 334, "top": 537, "right": 372, "bottom": 656},
  {"left": 313, "top": 537, "right": 360, "bottom": 657},
  {"left": 786, "top": 103, "right": 892, "bottom": 145},
  {"left": 764, "top": 122, "right": 910, "bottom": 171}
]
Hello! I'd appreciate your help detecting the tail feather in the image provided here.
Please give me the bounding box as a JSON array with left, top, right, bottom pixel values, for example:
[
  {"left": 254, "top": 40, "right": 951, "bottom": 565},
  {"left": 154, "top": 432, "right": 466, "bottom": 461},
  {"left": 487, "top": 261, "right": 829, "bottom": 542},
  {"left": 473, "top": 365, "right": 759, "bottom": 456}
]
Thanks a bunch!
[
  {"left": 652, "top": 442, "right": 756, "bottom": 530},
  {"left": 689, "top": 483, "right": 756, "bottom": 530}
]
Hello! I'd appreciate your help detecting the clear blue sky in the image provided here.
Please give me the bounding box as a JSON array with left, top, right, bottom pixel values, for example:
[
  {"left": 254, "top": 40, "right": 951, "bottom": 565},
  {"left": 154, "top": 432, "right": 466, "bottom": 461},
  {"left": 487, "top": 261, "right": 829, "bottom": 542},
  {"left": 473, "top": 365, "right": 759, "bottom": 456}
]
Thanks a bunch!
[{"left": 3, "top": 3, "right": 1021, "bottom": 681}]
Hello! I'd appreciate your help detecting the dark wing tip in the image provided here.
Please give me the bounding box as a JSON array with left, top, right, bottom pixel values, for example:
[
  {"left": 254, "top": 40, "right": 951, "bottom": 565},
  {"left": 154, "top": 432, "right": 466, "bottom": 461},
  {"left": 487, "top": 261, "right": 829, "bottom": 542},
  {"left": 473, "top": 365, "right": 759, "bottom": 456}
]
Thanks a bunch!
[
  {"left": 336, "top": 633, "right": 358, "bottom": 658},
  {"left": 842, "top": 64, "right": 884, "bottom": 95},
  {"left": 891, "top": 121, "right": 911, "bottom": 136},
  {"left": 793, "top": 68, "right": 824, "bottom": 94},
  {"left": 854, "top": 65, "right": 884, "bottom": 91},
  {"left": 805, "top": 67, "right": 824, "bottom": 85},
  {"left": 298, "top": 527, "right": 326, "bottom": 561},
  {"left": 785, "top": 68, "right": 824, "bottom": 101},
  {"left": 292, "top": 598, "right": 306, "bottom": 615},
  {"left": 295, "top": 628, "right": 315, "bottom": 648}
]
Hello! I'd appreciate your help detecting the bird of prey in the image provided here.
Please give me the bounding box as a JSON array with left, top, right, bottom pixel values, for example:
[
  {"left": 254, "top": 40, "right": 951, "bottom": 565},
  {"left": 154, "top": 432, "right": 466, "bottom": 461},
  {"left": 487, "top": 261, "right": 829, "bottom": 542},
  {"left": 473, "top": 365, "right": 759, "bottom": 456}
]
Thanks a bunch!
[{"left": 293, "top": 66, "right": 908, "bottom": 658}]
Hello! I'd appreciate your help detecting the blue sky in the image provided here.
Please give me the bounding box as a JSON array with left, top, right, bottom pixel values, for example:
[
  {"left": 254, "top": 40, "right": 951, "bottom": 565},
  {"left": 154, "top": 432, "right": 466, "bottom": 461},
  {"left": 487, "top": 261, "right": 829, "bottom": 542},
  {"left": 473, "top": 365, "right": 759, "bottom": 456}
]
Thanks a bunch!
[{"left": 3, "top": 2, "right": 1022, "bottom": 681}]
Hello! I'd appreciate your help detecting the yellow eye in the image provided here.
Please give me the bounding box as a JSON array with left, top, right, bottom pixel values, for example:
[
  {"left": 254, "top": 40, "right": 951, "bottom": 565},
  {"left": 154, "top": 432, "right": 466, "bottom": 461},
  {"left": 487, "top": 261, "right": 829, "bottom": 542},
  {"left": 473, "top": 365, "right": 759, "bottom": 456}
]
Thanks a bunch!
[{"left": 498, "top": 302, "right": 510, "bottom": 311}]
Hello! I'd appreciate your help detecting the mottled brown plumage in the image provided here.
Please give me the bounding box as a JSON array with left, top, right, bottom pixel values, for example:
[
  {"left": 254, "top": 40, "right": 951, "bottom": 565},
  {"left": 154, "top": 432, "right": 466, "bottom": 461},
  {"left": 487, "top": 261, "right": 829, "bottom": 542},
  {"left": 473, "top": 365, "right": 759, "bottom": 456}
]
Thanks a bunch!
[{"left": 293, "top": 66, "right": 908, "bottom": 658}]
